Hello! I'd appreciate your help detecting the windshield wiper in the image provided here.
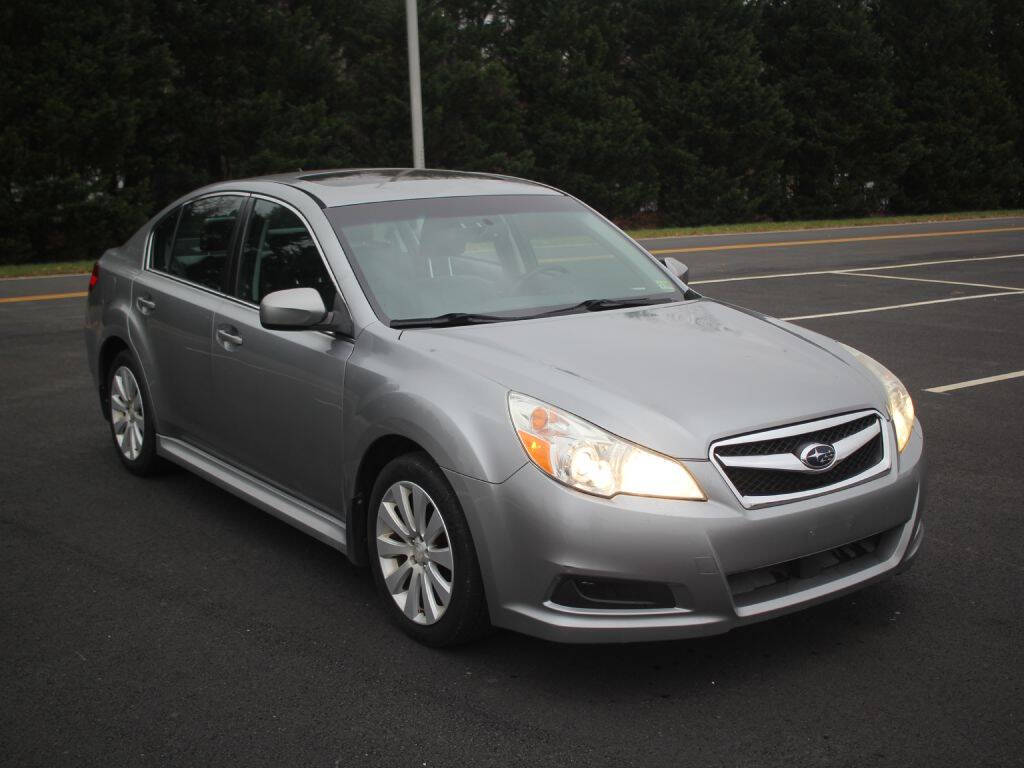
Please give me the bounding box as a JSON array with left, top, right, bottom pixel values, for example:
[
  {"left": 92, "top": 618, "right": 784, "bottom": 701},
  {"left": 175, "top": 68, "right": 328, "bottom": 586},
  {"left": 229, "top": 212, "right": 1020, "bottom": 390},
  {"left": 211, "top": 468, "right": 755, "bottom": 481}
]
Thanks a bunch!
[
  {"left": 390, "top": 312, "right": 516, "bottom": 329},
  {"left": 536, "top": 295, "right": 675, "bottom": 317},
  {"left": 390, "top": 296, "right": 676, "bottom": 328}
]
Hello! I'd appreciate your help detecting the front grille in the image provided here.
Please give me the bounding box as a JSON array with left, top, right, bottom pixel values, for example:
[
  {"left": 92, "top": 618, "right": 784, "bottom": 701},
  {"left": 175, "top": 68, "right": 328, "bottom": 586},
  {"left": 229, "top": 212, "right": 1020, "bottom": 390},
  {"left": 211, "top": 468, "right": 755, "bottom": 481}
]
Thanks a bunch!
[
  {"left": 721, "top": 434, "right": 883, "bottom": 497},
  {"left": 711, "top": 411, "right": 890, "bottom": 507},
  {"left": 715, "top": 414, "right": 876, "bottom": 458}
]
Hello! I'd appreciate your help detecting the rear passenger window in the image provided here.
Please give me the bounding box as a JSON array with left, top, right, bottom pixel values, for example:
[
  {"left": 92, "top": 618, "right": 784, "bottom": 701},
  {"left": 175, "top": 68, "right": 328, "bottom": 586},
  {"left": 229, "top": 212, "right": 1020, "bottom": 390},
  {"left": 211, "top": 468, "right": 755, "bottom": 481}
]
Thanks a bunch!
[
  {"left": 149, "top": 209, "right": 179, "bottom": 270},
  {"left": 152, "top": 195, "right": 244, "bottom": 291},
  {"left": 237, "top": 199, "right": 336, "bottom": 307}
]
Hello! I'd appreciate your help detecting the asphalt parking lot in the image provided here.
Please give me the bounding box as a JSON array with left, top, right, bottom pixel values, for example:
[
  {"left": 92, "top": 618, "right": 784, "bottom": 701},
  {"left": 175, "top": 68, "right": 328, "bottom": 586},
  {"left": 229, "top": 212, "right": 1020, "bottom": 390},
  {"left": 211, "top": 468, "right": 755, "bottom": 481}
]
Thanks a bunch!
[{"left": 2, "top": 216, "right": 1022, "bottom": 767}]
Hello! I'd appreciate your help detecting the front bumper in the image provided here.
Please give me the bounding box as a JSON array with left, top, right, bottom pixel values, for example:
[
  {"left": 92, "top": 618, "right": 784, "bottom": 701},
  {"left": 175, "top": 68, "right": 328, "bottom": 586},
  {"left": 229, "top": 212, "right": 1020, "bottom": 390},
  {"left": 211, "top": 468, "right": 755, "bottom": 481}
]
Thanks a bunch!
[{"left": 446, "top": 420, "right": 925, "bottom": 643}]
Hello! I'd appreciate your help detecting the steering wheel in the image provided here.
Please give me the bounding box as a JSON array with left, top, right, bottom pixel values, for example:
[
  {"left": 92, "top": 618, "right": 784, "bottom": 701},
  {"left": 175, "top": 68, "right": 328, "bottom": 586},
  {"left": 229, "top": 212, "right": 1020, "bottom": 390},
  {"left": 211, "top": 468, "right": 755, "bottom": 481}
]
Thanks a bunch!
[{"left": 507, "top": 264, "right": 569, "bottom": 294}]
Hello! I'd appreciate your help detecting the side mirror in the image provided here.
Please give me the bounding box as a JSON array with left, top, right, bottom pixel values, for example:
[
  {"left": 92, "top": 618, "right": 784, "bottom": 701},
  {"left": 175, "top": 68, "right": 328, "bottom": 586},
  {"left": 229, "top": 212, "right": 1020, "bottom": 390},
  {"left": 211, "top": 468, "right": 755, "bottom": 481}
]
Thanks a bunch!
[
  {"left": 259, "top": 288, "right": 353, "bottom": 336},
  {"left": 659, "top": 257, "right": 690, "bottom": 285}
]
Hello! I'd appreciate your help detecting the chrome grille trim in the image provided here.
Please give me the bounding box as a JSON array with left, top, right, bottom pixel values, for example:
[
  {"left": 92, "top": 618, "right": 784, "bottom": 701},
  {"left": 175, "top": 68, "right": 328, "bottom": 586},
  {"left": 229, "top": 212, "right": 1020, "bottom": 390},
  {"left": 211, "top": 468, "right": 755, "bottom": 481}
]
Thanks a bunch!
[
  {"left": 709, "top": 409, "right": 893, "bottom": 509},
  {"left": 717, "top": 419, "right": 881, "bottom": 473}
]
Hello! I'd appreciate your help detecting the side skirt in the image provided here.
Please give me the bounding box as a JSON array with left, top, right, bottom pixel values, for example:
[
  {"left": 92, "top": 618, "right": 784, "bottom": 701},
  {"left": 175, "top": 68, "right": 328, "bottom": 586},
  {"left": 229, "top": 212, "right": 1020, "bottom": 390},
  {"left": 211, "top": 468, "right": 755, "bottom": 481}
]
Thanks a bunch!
[{"left": 157, "top": 435, "right": 347, "bottom": 553}]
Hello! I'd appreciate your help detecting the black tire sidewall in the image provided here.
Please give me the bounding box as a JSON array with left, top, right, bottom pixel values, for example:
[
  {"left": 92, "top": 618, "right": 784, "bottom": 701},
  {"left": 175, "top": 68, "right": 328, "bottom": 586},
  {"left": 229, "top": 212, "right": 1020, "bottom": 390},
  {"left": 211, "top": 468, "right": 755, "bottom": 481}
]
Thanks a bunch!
[
  {"left": 367, "top": 452, "right": 490, "bottom": 646},
  {"left": 107, "top": 350, "right": 160, "bottom": 475}
]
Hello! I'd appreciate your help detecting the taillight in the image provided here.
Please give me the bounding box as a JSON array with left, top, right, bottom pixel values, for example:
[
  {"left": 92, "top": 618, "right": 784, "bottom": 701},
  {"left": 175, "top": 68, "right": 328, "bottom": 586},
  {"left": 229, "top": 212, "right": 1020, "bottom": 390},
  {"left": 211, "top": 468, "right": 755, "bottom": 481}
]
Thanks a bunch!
[{"left": 88, "top": 262, "right": 99, "bottom": 292}]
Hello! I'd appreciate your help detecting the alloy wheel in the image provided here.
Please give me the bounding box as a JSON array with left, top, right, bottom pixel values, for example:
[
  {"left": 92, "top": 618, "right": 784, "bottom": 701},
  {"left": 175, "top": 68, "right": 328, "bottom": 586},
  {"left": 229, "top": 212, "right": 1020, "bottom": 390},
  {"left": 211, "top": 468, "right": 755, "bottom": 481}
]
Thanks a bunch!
[
  {"left": 110, "top": 365, "right": 145, "bottom": 461},
  {"left": 375, "top": 480, "right": 454, "bottom": 625}
]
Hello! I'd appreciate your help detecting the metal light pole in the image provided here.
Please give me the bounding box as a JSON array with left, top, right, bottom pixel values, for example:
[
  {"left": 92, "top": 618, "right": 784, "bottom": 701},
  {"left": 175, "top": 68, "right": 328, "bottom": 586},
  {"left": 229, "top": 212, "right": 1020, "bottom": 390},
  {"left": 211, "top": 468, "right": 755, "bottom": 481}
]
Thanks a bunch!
[{"left": 405, "top": 0, "right": 425, "bottom": 169}]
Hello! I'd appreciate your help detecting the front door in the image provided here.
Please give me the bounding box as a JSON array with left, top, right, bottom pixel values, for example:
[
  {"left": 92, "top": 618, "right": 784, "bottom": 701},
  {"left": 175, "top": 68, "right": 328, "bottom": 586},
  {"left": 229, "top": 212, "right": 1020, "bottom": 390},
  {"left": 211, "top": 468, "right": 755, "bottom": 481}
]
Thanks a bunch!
[{"left": 210, "top": 197, "right": 352, "bottom": 514}]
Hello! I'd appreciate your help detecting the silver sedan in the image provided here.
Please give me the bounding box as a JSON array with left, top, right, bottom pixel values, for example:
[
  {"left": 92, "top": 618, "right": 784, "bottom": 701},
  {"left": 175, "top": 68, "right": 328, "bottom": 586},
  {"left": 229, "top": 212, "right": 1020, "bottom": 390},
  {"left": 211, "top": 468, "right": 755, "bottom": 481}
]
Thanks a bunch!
[{"left": 84, "top": 169, "right": 924, "bottom": 645}]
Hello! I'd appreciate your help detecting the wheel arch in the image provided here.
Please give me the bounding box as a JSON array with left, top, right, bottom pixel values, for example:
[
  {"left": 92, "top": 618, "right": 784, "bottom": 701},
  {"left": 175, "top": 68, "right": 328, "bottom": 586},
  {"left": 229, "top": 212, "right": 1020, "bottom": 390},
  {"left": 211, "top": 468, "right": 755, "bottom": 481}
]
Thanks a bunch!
[
  {"left": 346, "top": 434, "right": 429, "bottom": 567},
  {"left": 339, "top": 379, "right": 526, "bottom": 566},
  {"left": 97, "top": 335, "right": 132, "bottom": 420}
]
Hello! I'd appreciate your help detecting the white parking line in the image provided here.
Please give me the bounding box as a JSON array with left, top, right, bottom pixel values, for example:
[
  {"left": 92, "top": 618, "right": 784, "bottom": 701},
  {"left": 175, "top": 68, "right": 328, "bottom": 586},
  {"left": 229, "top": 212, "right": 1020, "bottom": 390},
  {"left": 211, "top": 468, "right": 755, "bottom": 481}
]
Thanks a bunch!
[
  {"left": 650, "top": 226, "right": 1024, "bottom": 255},
  {"left": 692, "top": 252, "right": 1024, "bottom": 285},
  {"left": 843, "top": 271, "right": 1024, "bottom": 292},
  {"left": 781, "top": 290, "right": 1024, "bottom": 321},
  {"left": 925, "top": 370, "right": 1024, "bottom": 394}
]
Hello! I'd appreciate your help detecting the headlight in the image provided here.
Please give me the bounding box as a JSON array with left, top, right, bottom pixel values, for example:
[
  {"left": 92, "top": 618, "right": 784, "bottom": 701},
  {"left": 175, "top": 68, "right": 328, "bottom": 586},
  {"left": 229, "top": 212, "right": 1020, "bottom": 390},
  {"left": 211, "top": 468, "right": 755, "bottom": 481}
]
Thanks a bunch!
[
  {"left": 842, "top": 345, "right": 915, "bottom": 452},
  {"left": 508, "top": 392, "right": 705, "bottom": 500}
]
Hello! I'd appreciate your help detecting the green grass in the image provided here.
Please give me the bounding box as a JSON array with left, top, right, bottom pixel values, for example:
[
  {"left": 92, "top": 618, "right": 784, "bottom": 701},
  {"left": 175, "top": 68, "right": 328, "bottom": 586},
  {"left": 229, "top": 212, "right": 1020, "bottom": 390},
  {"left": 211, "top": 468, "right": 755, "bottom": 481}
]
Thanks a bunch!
[
  {"left": 624, "top": 209, "right": 1024, "bottom": 240},
  {"left": 0, "top": 260, "right": 95, "bottom": 278}
]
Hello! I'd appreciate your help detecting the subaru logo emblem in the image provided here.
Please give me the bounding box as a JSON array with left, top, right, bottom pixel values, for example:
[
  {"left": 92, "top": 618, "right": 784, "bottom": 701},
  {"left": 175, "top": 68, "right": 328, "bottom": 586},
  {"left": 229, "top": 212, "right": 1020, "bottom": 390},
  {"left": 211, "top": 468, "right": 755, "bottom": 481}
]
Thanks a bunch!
[{"left": 799, "top": 442, "right": 836, "bottom": 470}]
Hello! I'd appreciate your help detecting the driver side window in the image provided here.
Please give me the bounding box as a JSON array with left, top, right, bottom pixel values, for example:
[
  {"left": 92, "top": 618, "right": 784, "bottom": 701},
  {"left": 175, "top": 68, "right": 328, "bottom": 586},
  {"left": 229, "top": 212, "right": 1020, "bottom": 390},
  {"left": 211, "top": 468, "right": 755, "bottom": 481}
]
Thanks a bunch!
[{"left": 237, "top": 199, "right": 336, "bottom": 308}]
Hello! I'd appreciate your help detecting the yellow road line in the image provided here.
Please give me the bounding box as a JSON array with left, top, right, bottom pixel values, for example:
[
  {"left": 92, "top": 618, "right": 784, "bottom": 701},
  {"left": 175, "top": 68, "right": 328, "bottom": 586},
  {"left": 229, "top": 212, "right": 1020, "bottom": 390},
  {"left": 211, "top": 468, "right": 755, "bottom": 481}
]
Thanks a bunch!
[
  {"left": 649, "top": 226, "right": 1024, "bottom": 255},
  {"left": 0, "top": 290, "right": 88, "bottom": 304},
  {"left": 635, "top": 214, "right": 1024, "bottom": 241},
  {"left": 0, "top": 272, "right": 90, "bottom": 282}
]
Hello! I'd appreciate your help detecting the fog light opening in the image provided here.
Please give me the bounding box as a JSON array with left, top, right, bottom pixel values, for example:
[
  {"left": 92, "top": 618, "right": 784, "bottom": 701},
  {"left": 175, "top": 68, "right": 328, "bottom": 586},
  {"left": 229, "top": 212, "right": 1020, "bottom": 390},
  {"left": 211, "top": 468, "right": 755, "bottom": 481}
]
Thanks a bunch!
[{"left": 549, "top": 576, "right": 676, "bottom": 610}]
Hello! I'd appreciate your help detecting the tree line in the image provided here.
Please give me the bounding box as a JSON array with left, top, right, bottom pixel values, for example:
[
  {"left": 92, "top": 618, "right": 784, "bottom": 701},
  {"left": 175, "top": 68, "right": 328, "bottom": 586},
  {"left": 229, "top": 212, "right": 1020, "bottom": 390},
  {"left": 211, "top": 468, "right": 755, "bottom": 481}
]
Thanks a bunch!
[{"left": 2, "top": 0, "right": 1022, "bottom": 264}]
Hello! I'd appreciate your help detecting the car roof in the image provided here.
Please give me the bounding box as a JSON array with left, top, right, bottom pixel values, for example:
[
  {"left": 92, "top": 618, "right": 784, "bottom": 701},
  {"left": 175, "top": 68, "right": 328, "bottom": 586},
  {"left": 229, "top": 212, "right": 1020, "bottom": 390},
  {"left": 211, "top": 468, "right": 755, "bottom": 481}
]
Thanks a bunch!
[{"left": 239, "top": 168, "right": 564, "bottom": 208}]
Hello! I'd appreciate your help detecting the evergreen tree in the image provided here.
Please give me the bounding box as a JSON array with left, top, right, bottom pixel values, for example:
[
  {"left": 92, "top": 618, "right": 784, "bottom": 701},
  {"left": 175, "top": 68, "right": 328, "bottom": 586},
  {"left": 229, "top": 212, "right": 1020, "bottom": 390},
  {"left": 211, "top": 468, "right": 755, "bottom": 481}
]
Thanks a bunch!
[
  {"left": 876, "top": 0, "right": 1021, "bottom": 211},
  {"left": 419, "top": 1, "right": 533, "bottom": 174},
  {"left": 143, "top": 0, "right": 357, "bottom": 206},
  {"left": 625, "top": 0, "right": 792, "bottom": 224},
  {"left": 759, "top": 0, "right": 904, "bottom": 217},
  {"left": 5, "top": 0, "right": 1024, "bottom": 264},
  {"left": 0, "top": 0, "right": 174, "bottom": 263},
  {"left": 324, "top": 0, "right": 533, "bottom": 174},
  {"left": 314, "top": 0, "right": 416, "bottom": 166},
  {"left": 496, "top": 0, "right": 656, "bottom": 218},
  {"left": 990, "top": 0, "right": 1024, "bottom": 204}
]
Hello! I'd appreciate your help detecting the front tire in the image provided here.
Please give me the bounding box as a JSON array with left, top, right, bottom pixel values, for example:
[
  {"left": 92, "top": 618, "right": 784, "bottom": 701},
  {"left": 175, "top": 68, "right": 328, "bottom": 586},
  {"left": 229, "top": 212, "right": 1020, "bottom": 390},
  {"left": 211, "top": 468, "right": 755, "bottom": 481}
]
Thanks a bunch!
[
  {"left": 368, "top": 452, "right": 490, "bottom": 646},
  {"left": 107, "top": 351, "right": 161, "bottom": 476}
]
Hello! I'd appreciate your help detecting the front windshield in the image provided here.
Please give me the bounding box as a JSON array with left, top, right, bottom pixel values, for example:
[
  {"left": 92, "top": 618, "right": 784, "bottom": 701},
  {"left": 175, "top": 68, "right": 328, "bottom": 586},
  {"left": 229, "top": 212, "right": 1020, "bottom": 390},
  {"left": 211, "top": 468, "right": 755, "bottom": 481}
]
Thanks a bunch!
[{"left": 326, "top": 195, "right": 682, "bottom": 324}]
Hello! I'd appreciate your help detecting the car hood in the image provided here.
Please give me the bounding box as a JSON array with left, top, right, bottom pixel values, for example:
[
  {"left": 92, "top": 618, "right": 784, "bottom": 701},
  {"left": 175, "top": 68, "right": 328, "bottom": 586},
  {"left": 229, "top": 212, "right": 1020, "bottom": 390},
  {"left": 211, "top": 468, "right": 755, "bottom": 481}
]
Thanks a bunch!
[{"left": 397, "top": 299, "right": 886, "bottom": 459}]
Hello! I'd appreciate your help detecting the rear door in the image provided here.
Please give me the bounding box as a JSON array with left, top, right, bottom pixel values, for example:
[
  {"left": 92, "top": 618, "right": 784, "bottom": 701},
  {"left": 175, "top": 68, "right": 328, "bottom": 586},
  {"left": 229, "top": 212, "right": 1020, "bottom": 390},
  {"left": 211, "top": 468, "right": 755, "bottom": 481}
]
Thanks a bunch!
[
  {"left": 131, "top": 194, "right": 246, "bottom": 451},
  {"left": 210, "top": 196, "right": 352, "bottom": 514}
]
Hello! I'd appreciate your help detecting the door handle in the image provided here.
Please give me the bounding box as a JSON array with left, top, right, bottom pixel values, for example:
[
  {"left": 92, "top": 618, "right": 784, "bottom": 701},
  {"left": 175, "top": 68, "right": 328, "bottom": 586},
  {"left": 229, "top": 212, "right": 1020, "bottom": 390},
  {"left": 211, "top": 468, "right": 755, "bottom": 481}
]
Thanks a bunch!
[
  {"left": 216, "top": 328, "right": 244, "bottom": 347},
  {"left": 136, "top": 296, "right": 156, "bottom": 314}
]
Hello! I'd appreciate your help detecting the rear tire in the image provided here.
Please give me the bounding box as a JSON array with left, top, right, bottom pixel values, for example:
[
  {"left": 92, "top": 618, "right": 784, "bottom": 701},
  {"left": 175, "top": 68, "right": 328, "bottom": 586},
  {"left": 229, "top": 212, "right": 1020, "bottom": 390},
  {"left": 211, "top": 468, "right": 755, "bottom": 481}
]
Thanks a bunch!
[
  {"left": 107, "top": 350, "right": 162, "bottom": 476},
  {"left": 367, "top": 452, "right": 491, "bottom": 646}
]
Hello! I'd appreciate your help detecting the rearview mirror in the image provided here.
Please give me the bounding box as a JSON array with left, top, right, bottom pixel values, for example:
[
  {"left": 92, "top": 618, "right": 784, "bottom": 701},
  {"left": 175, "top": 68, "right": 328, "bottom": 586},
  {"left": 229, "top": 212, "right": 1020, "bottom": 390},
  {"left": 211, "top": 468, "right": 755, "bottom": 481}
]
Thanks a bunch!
[
  {"left": 659, "top": 257, "right": 690, "bottom": 285},
  {"left": 260, "top": 287, "right": 351, "bottom": 334}
]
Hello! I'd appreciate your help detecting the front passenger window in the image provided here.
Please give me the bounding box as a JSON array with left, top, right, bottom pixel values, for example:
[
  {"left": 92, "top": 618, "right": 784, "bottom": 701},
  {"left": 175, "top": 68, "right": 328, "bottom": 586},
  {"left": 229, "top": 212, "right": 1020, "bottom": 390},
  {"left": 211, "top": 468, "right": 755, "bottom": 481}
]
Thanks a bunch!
[
  {"left": 155, "top": 195, "right": 244, "bottom": 291},
  {"left": 237, "top": 199, "right": 336, "bottom": 308}
]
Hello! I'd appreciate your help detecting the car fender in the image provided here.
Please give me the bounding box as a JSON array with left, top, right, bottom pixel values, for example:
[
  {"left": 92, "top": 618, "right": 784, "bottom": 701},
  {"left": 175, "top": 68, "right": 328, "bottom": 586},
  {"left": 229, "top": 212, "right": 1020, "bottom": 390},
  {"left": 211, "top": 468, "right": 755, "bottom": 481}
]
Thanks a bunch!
[
  {"left": 340, "top": 340, "right": 527, "bottom": 567},
  {"left": 342, "top": 371, "right": 527, "bottom": 489}
]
